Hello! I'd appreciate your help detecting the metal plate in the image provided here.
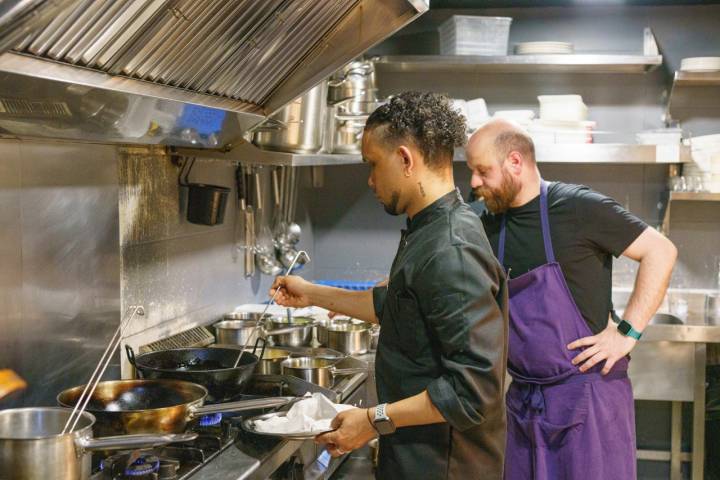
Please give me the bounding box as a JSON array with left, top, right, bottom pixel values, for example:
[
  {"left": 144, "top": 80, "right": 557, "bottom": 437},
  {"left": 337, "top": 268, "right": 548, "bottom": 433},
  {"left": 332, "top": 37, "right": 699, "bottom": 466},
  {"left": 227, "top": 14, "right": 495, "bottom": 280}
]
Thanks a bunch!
[{"left": 241, "top": 411, "right": 335, "bottom": 440}]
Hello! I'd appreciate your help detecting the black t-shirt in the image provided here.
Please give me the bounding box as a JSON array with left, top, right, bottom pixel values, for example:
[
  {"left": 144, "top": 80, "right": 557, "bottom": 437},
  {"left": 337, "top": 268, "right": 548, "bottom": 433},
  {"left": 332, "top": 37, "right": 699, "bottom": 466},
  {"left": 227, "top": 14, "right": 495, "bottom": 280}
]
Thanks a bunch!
[{"left": 479, "top": 182, "right": 648, "bottom": 334}]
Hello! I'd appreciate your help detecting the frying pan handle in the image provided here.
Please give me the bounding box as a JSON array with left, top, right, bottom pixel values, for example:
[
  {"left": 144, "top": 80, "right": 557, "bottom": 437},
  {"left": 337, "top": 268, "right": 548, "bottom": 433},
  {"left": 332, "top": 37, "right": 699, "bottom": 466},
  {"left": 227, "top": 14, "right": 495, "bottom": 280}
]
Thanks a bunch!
[
  {"left": 191, "top": 397, "right": 295, "bottom": 416},
  {"left": 78, "top": 432, "right": 198, "bottom": 453},
  {"left": 252, "top": 337, "right": 267, "bottom": 360}
]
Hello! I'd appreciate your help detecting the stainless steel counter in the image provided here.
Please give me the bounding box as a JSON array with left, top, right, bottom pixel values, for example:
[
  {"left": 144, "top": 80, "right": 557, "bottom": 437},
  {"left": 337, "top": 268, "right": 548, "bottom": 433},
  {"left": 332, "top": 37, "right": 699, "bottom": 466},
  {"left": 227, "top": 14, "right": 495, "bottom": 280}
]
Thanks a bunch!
[{"left": 639, "top": 324, "right": 720, "bottom": 343}]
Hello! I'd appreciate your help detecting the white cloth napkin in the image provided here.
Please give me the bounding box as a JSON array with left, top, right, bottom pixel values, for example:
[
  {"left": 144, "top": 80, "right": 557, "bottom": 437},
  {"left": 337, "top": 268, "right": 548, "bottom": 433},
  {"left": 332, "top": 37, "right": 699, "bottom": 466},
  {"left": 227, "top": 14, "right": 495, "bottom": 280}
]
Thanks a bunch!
[{"left": 254, "top": 393, "right": 353, "bottom": 434}]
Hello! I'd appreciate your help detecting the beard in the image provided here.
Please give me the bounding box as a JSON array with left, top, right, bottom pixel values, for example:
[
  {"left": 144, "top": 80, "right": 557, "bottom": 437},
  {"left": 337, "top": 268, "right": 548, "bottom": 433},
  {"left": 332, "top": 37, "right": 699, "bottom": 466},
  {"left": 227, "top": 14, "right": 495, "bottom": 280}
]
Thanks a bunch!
[
  {"left": 473, "top": 169, "right": 520, "bottom": 214},
  {"left": 382, "top": 191, "right": 401, "bottom": 216}
]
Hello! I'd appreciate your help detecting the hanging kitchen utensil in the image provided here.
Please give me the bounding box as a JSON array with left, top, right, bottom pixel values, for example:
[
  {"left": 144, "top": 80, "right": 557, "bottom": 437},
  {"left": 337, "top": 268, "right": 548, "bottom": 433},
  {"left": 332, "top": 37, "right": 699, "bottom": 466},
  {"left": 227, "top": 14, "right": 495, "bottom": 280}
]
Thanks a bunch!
[
  {"left": 179, "top": 157, "right": 230, "bottom": 226},
  {"left": 232, "top": 163, "right": 244, "bottom": 262},
  {"left": 243, "top": 165, "right": 255, "bottom": 277}
]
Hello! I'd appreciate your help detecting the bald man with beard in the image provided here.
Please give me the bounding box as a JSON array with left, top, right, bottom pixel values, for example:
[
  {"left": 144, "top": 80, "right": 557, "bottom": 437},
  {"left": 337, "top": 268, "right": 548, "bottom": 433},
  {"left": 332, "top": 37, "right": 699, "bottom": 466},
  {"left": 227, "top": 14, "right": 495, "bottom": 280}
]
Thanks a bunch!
[{"left": 465, "top": 119, "right": 677, "bottom": 480}]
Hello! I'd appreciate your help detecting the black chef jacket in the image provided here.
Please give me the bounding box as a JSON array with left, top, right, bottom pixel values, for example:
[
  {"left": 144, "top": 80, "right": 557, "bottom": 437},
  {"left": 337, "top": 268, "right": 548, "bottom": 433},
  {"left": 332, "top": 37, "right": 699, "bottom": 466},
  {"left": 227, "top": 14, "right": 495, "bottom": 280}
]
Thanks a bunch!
[{"left": 372, "top": 189, "right": 508, "bottom": 480}]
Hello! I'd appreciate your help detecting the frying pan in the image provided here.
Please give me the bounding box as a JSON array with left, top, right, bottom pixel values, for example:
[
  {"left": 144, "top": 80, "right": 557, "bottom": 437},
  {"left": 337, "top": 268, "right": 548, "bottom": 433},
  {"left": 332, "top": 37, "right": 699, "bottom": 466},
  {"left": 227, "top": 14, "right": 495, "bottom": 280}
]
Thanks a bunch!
[{"left": 57, "top": 379, "right": 292, "bottom": 437}]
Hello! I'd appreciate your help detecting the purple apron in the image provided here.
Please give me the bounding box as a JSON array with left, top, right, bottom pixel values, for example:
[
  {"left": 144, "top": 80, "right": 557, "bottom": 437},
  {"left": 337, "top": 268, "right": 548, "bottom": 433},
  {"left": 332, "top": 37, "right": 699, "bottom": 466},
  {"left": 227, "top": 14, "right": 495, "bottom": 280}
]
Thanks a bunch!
[{"left": 501, "top": 181, "right": 636, "bottom": 480}]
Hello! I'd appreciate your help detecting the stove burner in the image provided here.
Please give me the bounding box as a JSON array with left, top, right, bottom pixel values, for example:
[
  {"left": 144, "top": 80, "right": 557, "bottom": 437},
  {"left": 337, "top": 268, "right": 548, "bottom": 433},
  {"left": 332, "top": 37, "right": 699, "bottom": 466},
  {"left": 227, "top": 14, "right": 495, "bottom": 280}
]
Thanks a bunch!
[
  {"left": 124, "top": 455, "right": 160, "bottom": 477},
  {"left": 198, "top": 412, "right": 222, "bottom": 427}
]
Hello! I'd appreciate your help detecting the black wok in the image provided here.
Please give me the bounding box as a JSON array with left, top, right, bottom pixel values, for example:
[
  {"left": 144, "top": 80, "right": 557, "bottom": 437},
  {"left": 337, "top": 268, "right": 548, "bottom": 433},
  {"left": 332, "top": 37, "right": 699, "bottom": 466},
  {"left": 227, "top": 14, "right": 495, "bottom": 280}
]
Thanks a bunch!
[
  {"left": 125, "top": 342, "right": 264, "bottom": 403},
  {"left": 56, "top": 379, "right": 292, "bottom": 437}
]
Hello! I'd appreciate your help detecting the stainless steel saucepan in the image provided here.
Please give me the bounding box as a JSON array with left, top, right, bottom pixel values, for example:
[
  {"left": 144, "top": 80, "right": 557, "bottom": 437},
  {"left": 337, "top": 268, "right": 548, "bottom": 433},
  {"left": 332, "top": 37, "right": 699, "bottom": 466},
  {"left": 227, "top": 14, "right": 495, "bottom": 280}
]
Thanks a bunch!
[
  {"left": 317, "top": 318, "right": 373, "bottom": 355},
  {"left": 281, "top": 357, "right": 367, "bottom": 388}
]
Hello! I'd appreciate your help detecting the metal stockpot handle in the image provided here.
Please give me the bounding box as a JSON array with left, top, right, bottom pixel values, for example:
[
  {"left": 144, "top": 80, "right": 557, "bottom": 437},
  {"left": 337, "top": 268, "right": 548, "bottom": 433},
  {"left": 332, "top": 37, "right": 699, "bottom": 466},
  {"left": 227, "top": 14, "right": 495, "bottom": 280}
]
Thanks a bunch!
[
  {"left": 263, "top": 325, "right": 311, "bottom": 336},
  {"left": 330, "top": 367, "right": 368, "bottom": 376},
  {"left": 190, "top": 396, "right": 295, "bottom": 416},
  {"left": 78, "top": 432, "right": 198, "bottom": 453}
]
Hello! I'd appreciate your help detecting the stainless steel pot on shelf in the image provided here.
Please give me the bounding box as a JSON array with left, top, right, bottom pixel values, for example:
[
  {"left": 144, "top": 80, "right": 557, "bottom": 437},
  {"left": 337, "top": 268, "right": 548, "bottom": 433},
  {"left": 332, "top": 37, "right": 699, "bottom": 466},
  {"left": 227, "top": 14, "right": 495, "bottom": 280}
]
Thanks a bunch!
[
  {"left": 252, "top": 81, "right": 327, "bottom": 154},
  {"left": 328, "top": 59, "right": 378, "bottom": 104}
]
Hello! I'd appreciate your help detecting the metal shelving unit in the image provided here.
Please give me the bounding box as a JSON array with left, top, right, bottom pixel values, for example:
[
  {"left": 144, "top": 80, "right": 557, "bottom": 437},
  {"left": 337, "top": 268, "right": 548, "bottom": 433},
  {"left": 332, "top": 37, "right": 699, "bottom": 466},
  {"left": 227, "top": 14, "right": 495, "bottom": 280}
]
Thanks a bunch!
[
  {"left": 666, "top": 70, "right": 720, "bottom": 118},
  {"left": 375, "top": 54, "right": 662, "bottom": 74},
  {"left": 662, "top": 191, "right": 720, "bottom": 233},
  {"left": 178, "top": 142, "right": 690, "bottom": 167},
  {"left": 375, "top": 28, "right": 661, "bottom": 75}
]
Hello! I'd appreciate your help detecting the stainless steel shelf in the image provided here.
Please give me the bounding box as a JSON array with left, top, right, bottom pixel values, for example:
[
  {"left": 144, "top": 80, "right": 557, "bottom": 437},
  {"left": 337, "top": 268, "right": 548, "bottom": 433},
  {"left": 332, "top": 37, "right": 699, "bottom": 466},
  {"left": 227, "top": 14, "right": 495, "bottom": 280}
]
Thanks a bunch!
[
  {"left": 178, "top": 142, "right": 690, "bottom": 166},
  {"left": 669, "top": 191, "right": 720, "bottom": 201},
  {"left": 673, "top": 70, "right": 720, "bottom": 86},
  {"left": 456, "top": 143, "right": 690, "bottom": 164},
  {"left": 662, "top": 191, "right": 720, "bottom": 233},
  {"left": 667, "top": 70, "right": 720, "bottom": 118},
  {"left": 376, "top": 28, "right": 661, "bottom": 75},
  {"left": 375, "top": 54, "right": 663, "bottom": 74}
]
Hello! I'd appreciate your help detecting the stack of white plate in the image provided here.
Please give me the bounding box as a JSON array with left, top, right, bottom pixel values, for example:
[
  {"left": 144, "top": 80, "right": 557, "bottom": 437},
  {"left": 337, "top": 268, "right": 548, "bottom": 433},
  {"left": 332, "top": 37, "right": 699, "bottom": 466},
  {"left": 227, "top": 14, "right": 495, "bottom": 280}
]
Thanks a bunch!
[
  {"left": 680, "top": 57, "right": 720, "bottom": 73},
  {"left": 515, "top": 41, "right": 574, "bottom": 55}
]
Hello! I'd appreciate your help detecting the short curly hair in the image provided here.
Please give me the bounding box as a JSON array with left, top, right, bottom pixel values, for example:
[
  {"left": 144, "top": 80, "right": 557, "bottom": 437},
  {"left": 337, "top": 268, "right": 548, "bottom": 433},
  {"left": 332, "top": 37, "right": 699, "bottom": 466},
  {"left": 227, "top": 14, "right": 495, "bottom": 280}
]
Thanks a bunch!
[{"left": 365, "top": 91, "right": 467, "bottom": 169}]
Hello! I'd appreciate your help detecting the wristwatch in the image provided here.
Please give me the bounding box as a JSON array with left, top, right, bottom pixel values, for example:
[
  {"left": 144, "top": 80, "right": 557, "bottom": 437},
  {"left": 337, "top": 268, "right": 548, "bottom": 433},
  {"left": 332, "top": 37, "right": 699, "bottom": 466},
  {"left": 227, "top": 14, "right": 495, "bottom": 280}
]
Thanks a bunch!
[
  {"left": 611, "top": 311, "right": 642, "bottom": 340},
  {"left": 373, "top": 403, "right": 396, "bottom": 435}
]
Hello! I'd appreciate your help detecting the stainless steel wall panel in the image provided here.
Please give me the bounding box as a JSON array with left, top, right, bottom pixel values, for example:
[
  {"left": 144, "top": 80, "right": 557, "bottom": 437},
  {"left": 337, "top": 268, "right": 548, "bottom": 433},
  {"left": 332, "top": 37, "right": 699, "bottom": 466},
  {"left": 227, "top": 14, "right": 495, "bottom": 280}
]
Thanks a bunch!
[
  {"left": 0, "top": 139, "right": 120, "bottom": 408},
  {"left": 117, "top": 150, "right": 267, "bottom": 376}
]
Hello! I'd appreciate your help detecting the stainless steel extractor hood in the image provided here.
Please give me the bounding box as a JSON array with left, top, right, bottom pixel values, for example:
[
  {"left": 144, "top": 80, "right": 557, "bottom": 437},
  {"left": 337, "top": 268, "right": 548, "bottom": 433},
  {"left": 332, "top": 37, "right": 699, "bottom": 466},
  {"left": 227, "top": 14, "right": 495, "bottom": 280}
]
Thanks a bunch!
[{"left": 0, "top": 0, "right": 428, "bottom": 149}]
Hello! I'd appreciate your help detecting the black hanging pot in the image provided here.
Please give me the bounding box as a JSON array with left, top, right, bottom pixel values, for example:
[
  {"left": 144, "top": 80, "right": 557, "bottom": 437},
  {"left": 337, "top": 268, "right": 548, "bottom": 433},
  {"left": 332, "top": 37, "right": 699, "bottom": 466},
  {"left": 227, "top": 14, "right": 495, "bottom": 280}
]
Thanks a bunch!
[{"left": 179, "top": 157, "right": 230, "bottom": 226}]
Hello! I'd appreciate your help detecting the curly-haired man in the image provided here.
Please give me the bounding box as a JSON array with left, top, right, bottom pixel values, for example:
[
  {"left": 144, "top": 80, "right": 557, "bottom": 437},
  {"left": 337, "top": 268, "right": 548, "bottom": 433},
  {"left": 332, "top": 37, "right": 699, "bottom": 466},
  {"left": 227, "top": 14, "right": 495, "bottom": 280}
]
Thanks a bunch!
[{"left": 271, "top": 91, "right": 509, "bottom": 479}]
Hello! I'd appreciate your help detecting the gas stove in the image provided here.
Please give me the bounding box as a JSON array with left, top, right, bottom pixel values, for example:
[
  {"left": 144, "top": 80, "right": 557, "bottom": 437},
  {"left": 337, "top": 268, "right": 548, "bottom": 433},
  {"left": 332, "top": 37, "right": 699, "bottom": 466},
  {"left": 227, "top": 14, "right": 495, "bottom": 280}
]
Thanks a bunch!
[{"left": 91, "top": 366, "right": 369, "bottom": 480}]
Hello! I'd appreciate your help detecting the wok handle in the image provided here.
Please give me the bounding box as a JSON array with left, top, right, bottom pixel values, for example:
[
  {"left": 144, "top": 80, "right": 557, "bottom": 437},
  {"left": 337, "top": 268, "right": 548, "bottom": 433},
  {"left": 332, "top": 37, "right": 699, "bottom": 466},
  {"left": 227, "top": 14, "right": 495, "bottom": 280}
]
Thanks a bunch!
[
  {"left": 125, "top": 345, "right": 142, "bottom": 378},
  {"left": 191, "top": 397, "right": 295, "bottom": 416},
  {"left": 252, "top": 337, "right": 267, "bottom": 360},
  {"left": 78, "top": 432, "right": 198, "bottom": 453}
]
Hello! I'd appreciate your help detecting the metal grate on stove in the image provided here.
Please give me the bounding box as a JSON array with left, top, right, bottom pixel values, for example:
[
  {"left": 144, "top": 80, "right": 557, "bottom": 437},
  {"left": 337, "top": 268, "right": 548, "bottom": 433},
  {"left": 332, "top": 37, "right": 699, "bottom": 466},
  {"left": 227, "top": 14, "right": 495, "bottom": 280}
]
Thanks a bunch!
[{"left": 139, "top": 326, "right": 214, "bottom": 353}]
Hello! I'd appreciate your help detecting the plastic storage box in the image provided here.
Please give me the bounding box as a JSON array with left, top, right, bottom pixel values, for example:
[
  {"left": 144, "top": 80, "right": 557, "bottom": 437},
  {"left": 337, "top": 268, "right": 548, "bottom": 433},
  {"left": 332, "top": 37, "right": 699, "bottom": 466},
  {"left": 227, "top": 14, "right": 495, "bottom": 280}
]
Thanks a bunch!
[{"left": 438, "top": 15, "right": 512, "bottom": 56}]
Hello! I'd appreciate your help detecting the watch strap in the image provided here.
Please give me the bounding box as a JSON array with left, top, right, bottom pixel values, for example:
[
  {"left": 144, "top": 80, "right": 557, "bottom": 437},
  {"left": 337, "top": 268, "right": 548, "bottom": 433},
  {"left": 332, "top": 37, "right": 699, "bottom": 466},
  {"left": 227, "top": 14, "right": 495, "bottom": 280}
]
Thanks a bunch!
[{"left": 611, "top": 310, "right": 642, "bottom": 340}]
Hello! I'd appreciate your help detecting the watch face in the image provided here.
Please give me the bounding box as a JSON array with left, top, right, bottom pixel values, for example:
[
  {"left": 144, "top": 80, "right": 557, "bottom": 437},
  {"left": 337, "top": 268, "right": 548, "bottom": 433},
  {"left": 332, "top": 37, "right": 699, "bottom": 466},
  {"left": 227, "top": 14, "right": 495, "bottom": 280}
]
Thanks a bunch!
[
  {"left": 375, "top": 419, "right": 395, "bottom": 435},
  {"left": 618, "top": 321, "right": 632, "bottom": 335}
]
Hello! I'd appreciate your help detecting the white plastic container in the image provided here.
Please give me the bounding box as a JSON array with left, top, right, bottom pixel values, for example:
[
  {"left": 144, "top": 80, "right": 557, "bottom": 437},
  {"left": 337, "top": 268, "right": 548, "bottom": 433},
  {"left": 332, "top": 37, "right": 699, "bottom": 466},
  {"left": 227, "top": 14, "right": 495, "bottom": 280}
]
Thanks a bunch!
[
  {"left": 537, "top": 95, "right": 588, "bottom": 122},
  {"left": 466, "top": 98, "right": 489, "bottom": 128},
  {"left": 438, "top": 16, "right": 512, "bottom": 56},
  {"left": 636, "top": 128, "right": 683, "bottom": 146}
]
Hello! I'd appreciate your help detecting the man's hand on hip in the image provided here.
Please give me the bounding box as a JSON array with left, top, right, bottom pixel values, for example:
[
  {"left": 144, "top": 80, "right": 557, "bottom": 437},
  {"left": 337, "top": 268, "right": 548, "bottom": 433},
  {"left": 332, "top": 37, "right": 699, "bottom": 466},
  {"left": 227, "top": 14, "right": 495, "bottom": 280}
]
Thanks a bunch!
[{"left": 567, "top": 322, "right": 637, "bottom": 375}]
